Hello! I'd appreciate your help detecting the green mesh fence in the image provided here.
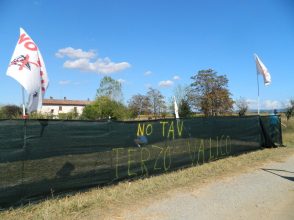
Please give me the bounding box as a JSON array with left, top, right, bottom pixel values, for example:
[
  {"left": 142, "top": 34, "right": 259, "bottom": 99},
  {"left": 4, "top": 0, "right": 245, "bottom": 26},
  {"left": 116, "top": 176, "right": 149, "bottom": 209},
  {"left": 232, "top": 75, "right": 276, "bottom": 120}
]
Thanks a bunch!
[{"left": 0, "top": 115, "right": 282, "bottom": 207}]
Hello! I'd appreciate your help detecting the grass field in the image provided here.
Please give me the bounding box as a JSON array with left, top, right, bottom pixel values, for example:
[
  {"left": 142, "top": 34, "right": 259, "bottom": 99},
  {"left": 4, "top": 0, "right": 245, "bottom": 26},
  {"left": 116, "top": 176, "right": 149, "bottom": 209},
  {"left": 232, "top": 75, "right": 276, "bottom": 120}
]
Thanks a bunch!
[
  {"left": 0, "top": 116, "right": 293, "bottom": 220},
  {"left": 282, "top": 117, "right": 294, "bottom": 146}
]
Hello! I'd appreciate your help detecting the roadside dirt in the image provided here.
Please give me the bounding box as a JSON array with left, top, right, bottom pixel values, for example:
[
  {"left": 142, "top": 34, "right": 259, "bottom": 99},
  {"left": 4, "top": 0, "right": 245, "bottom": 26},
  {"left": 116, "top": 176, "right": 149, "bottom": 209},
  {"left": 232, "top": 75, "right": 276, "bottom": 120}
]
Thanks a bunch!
[{"left": 113, "top": 155, "right": 294, "bottom": 220}]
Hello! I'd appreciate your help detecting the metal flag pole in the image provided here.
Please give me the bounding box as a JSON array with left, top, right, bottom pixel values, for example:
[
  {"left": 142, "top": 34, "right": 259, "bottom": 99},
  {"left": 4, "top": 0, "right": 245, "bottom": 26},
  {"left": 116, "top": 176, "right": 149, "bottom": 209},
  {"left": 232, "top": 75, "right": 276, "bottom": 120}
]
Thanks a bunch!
[
  {"left": 21, "top": 87, "right": 26, "bottom": 117},
  {"left": 21, "top": 86, "right": 27, "bottom": 195},
  {"left": 257, "top": 72, "right": 260, "bottom": 115},
  {"left": 254, "top": 54, "right": 260, "bottom": 115}
]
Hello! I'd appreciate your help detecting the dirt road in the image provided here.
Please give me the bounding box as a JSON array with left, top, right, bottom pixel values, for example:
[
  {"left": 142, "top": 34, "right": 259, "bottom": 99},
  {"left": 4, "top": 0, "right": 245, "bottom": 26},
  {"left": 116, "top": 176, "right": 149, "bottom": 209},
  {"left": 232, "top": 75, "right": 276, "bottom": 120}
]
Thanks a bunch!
[{"left": 120, "top": 155, "right": 294, "bottom": 220}]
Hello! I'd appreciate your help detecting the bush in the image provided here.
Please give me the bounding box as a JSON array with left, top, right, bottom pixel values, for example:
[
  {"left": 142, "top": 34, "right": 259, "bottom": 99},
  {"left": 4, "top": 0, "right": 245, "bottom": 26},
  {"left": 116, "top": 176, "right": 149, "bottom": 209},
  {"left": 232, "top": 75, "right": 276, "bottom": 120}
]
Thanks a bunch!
[
  {"left": 285, "top": 99, "right": 294, "bottom": 121},
  {"left": 82, "top": 96, "right": 130, "bottom": 120},
  {"left": 0, "top": 105, "right": 22, "bottom": 119},
  {"left": 29, "top": 112, "right": 54, "bottom": 119},
  {"left": 58, "top": 110, "right": 79, "bottom": 120}
]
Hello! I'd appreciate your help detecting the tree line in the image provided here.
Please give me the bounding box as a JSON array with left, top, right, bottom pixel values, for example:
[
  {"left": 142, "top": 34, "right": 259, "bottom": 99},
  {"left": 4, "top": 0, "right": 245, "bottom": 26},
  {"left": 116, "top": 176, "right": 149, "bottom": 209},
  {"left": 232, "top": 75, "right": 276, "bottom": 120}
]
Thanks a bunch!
[
  {"left": 82, "top": 69, "right": 236, "bottom": 120},
  {"left": 1, "top": 69, "right": 293, "bottom": 120}
]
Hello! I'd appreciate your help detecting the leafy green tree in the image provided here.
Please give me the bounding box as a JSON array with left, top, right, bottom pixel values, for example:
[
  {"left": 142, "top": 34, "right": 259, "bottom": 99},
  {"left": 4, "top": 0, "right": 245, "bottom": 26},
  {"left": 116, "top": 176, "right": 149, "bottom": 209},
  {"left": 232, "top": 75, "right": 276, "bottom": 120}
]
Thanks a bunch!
[
  {"left": 190, "top": 69, "right": 234, "bottom": 116},
  {"left": 82, "top": 96, "right": 129, "bottom": 120},
  {"left": 96, "top": 76, "right": 123, "bottom": 102},
  {"left": 179, "top": 99, "right": 192, "bottom": 117},
  {"left": 128, "top": 94, "right": 152, "bottom": 118},
  {"left": 147, "top": 88, "right": 166, "bottom": 119},
  {"left": 0, "top": 105, "right": 22, "bottom": 119}
]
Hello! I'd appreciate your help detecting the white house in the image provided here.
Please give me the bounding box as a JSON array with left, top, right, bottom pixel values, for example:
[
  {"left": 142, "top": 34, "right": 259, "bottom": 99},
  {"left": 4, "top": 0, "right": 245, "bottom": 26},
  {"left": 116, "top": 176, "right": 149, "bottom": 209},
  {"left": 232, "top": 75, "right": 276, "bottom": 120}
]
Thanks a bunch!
[{"left": 40, "top": 97, "right": 91, "bottom": 116}]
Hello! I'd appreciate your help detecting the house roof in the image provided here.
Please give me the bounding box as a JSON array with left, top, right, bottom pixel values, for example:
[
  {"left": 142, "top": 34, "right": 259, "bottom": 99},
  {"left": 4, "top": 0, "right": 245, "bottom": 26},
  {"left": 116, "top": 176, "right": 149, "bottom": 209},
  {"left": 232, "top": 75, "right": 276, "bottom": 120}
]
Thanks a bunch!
[{"left": 43, "top": 99, "right": 92, "bottom": 106}]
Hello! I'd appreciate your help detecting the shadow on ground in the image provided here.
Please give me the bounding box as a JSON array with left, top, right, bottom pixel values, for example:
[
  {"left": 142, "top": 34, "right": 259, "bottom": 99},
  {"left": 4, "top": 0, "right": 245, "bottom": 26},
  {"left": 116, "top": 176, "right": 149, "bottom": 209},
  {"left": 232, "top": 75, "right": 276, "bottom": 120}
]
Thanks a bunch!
[{"left": 261, "top": 168, "right": 294, "bottom": 182}]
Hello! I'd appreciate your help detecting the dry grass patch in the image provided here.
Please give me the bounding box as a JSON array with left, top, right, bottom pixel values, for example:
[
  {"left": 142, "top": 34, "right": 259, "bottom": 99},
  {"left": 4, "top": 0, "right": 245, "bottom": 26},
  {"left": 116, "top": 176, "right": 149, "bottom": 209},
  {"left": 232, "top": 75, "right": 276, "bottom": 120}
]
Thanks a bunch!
[{"left": 282, "top": 117, "right": 294, "bottom": 146}]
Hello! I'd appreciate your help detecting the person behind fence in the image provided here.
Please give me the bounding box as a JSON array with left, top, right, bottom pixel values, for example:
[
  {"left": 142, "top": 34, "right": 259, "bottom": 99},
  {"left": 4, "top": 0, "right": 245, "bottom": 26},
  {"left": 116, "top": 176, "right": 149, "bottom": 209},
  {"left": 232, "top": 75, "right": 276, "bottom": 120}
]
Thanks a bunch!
[{"left": 269, "top": 114, "right": 280, "bottom": 146}]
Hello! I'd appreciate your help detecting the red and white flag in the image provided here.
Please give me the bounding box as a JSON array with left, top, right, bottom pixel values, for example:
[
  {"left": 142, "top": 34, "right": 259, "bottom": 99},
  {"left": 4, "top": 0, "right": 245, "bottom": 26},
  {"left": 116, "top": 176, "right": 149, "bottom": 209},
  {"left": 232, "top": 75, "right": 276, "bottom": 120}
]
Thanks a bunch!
[
  {"left": 254, "top": 54, "right": 271, "bottom": 86},
  {"left": 27, "top": 50, "right": 49, "bottom": 113},
  {"left": 6, "top": 28, "right": 49, "bottom": 113}
]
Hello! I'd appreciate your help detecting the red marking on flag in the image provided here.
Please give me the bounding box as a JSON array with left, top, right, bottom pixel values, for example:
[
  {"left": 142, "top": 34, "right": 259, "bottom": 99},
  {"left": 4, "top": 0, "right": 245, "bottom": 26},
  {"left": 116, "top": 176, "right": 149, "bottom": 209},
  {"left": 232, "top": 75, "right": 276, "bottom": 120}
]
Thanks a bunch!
[
  {"left": 19, "top": 55, "right": 30, "bottom": 70},
  {"left": 42, "top": 87, "right": 45, "bottom": 92},
  {"left": 41, "top": 80, "right": 45, "bottom": 84},
  {"left": 18, "top": 34, "right": 30, "bottom": 44},
  {"left": 18, "top": 33, "right": 38, "bottom": 51},
  {"left": 18, "top": 54, "right": 40, "bottom": 71}
]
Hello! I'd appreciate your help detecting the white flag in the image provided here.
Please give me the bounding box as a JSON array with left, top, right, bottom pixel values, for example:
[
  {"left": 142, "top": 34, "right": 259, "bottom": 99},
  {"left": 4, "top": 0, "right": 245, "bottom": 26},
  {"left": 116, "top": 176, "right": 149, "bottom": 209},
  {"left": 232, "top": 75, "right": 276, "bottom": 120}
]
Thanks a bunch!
[
  {"left": 27, "top": 50, "right": 49, "bottom": 113},
  {"left": 7, "top": 28, "right": 41, "bottom": 94},
  {"left": 254, "top": 54, "right": 271, "bottom": 86},
  {"left": 173, "top": 96, "right": 179, "bottom": 119},
  {"left": 6, "top": 28, "right": 49, "bottom": 113}
]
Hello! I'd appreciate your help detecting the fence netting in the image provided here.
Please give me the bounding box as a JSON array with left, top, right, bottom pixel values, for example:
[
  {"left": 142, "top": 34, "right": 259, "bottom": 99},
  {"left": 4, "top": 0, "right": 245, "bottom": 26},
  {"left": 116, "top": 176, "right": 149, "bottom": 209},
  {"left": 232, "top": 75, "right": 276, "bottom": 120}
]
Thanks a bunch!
[{"left": 0, "top": 115, "right": 282, "bottom": 206}]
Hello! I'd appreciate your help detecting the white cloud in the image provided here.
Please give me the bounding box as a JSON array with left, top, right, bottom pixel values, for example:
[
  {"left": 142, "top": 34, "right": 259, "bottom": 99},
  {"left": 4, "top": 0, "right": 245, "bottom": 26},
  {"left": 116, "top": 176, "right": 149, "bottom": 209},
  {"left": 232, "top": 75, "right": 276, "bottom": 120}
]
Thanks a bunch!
[
  {"left": 246, "top": 99, "right": 257, "bottom": 109},
  {"left": 173, "top": 75, "right": 180, "bottom": 80},
  {"left": 145, "top": 83, "right": 152, "bottom": 89},
  {"left": 144, "top": 70, "right": 152, "bottom": 76},
  {"left": 117, "top": 79, "right": 126, "bottom": 84},
  {"left": 158, "top": 80, "right": 174, "bottom": 88},
  {"left": 59, "top": 80, "right": 71, "bottom": 85},
  {"left": 56, "top": 47, "right": 96, "bottom": 59},
  {"left": 283, "top": 99, "right": 292, "bottom": 108},
  {"left": 56, "top": 47, "right": 131, "bottom": 74},
  {"left": 246, "top": 98, "right": 289, "bottom": 110},
  {"left": 263, "top": 100, "right": 280, "bottom": 109},
  {"left": 63, "top": 57, "right": 130, "bottom": 74}
]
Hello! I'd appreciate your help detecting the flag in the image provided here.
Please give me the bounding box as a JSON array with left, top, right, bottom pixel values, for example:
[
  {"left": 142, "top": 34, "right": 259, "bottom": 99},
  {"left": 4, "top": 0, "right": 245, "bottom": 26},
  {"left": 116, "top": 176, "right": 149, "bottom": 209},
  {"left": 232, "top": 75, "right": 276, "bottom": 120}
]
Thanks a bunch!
[
  {"left": 6, "top": 28, "right": 49, "bottom": 113},
  {"left": 173, "top": 96, "right": 179, "bottom": 119},
  {"left": 27, "top": 50, "right": 49, "bottom": 113},
  {"left": 254, "top": 54, "right": 271, "bottom": 86}
]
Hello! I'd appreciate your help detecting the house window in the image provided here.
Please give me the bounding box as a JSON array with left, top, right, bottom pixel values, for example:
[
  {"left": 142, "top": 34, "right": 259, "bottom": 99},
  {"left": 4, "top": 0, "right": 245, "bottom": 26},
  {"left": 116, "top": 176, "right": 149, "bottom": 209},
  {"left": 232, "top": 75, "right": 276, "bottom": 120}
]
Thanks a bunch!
[
  {"left": 74, "top": 107, "right": 77, "bottom": 113},
  {"left": 51, "top": 109, "right": 54, "bottom": 114},
  {"left": 59, "top": 106, "right": 62, "bottom": 111}
]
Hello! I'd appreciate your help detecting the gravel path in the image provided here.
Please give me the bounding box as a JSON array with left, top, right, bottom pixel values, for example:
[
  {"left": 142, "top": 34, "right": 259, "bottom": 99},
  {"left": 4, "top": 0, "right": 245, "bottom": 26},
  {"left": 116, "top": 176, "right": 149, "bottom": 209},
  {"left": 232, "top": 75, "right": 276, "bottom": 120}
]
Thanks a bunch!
[{"left": 121, "top": 155, "right": 294, "bottom": 220}]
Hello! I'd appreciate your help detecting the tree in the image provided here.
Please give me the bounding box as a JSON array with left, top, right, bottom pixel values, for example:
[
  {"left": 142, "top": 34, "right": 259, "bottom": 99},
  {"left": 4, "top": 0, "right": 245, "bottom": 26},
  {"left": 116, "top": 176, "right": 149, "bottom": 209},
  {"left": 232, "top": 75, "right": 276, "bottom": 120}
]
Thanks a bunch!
[
  {"left": 96, "top": 76, "right": 123, "bottom": 102},
  {"left": 172, "top": 85, "right": 192, "bottom": 118},
  {"left": 190, "top": 69, "right": 234, "bottom": 116},
  {"left": 173, "top": 85, "right": 190, "bottom": 105},
  {"left": 286, "top": 99, "right": 294, "bottom": 121},
  {"left": 235, "top": 97, "right": 248, "bottom": 116},
  {"left": 147, "top": 88, "right": 166, "bottom": 119},
  {"left": 0, "top": 105, "right": 22, "bottom": 119},
  {"left": 82, "top": 96, "right": 129, "bottom": 120},
  {"left": 128, "top": 94, "right": 151, "bottom": 118},
  {"left": 179, "top": 99, "right": 192, "bottom": 117}
]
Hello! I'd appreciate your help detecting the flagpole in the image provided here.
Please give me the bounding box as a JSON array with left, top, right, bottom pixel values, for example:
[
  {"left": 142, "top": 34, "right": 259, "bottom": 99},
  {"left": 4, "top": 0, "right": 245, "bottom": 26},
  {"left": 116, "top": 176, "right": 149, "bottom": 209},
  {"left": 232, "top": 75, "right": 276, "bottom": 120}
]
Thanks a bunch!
[
  {"left": 256, "top": 72, "right": 260, "bottom": 115},
  {"left": 22, "top": 87, "right": 26, "bottom": 117},
  {"left": 254, "top": 53, "right": 260, "bottom": 115}
]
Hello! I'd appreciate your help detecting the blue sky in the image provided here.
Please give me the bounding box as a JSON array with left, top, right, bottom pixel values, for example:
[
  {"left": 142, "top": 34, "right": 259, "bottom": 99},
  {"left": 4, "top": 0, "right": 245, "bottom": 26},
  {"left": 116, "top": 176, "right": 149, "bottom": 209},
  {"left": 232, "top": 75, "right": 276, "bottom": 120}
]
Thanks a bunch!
[{"left": 0, "top": 0, "right": 293, "bottom": 110}]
